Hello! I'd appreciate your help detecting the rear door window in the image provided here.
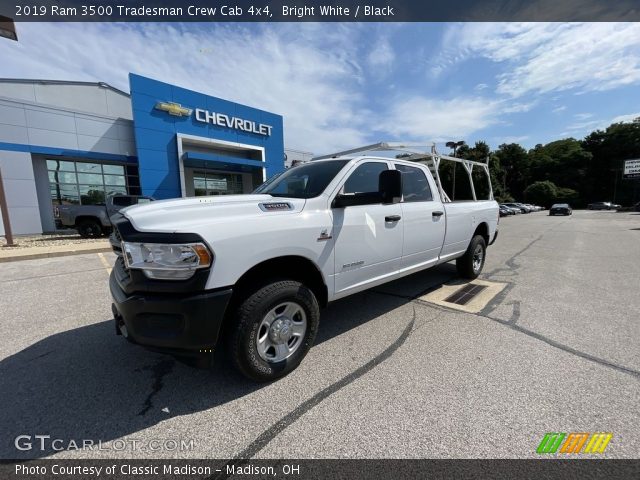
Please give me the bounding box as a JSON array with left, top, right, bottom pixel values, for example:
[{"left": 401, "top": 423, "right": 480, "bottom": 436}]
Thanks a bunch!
[{"left": 394, "top": 164, "right": 433, "bottom": 202}]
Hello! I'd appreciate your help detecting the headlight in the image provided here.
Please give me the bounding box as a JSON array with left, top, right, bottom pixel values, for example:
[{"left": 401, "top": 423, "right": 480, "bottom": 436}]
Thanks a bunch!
[{"left": 123, "top": 242, "right": 212, "bottom": 280}]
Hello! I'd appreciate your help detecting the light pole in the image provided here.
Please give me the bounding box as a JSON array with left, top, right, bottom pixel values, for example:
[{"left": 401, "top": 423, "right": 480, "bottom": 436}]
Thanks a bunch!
[
  {"left": 0, "top": 167, "right": 17, "bottom": 247},
  {"left": 446, "top": 141, "right": 465, "bottom": 200},
  {"left": 610, "top": 165, "right": 621, "bottom": 204}
]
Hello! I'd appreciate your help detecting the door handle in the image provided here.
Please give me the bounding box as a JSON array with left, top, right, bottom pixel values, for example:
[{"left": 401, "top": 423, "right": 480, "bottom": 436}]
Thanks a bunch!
[
  {"left": 385, "top": 215, "right": 402, "bottom": 222},
  {"left": 432, "top": 211, "right": 444, "bottom": 217}
]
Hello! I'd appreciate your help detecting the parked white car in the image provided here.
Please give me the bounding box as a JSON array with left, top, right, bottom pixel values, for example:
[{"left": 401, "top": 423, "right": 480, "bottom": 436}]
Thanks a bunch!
[{"left": 110, "top": 147, "right": 499, "bottom": 381}]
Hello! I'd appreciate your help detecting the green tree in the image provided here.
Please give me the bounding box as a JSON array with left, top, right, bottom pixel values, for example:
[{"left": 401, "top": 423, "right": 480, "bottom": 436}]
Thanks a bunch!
[
  {"left": 492, "top": 143, "right": 530, "bottom": 199},
  {"left": 532, "top": 139, "right": 591, "bottom": 201},
  {"left": 582, "top": 118, "right": 640, "bottom": 205},
  {"left": 459, "top": 141, "right": 499, "bottom": 200},
  {"left": 524, "top": 180, "right": 558, "bottom": 207},
  {"left": 556, "top": 186, "right": 579, "bottom": 204},
  {"left": 458, "top": 141, "right": 490, "bottom": 163},
  {"left": 487, "top": 153, "right": 509, "bottom": 201},
  {"left": 425, "top": 118, "right": 640, "bottom": 207}
]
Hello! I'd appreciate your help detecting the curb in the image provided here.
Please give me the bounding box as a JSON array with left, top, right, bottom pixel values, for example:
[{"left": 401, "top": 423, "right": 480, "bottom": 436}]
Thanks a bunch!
[{"left": 0, "top": 246, "right": 112, "bottom": 263}]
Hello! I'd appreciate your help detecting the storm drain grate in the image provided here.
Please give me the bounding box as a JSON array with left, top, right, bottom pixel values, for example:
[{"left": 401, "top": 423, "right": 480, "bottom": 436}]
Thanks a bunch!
[{"left": 443, "top": 284, "right": 488, "bottom": 306}]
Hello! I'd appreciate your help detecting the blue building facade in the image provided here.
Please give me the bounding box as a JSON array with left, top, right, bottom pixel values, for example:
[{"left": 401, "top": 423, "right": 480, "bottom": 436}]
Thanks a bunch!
[
  {"left": 0, "top": 75, "right": 285, "bottom": 234},
  {"left": 130, "top": 74, "right": 284, "bottom": 199}
]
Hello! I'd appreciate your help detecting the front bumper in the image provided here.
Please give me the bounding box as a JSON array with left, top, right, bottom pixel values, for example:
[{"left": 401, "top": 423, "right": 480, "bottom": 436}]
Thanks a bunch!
[{"left": 110, "top": 270, "right": 232, "bottom": 353}]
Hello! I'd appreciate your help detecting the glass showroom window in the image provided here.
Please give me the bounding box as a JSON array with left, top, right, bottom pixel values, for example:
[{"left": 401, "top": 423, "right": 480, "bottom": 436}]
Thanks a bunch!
[
  {"left": 193, "top": 171, "right": 243, "bottom": 196},
  {"left": 47, "top": 159, "right": 139, "bottom": 205}
]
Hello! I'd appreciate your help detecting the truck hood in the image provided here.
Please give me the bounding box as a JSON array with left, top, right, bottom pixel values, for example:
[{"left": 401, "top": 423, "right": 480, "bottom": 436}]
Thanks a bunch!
[{"left": 122, "top": 194, "right": 306, "bottom": 233}]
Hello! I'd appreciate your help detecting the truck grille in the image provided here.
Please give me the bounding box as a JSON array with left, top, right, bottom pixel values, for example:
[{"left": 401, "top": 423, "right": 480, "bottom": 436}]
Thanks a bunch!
[
  {"left": 110, "top": 226, "right": 123, "bottom": 256},
  {"left": 114, "top": 256, "right": 131, "bottom": 286}
]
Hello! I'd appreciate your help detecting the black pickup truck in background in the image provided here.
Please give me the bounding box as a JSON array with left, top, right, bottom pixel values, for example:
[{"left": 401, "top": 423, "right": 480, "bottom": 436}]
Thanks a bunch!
[{"left": 55, "top": 194, "right": 154, "bottom": 237}]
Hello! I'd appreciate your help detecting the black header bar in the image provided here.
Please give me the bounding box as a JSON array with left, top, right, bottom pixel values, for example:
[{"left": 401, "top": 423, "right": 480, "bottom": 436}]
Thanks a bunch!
[{"left": 2, "top": 0, "right": 640, "bottom": 22}]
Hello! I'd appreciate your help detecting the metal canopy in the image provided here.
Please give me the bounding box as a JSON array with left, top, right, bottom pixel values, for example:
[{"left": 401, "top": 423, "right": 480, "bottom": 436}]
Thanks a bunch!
[{"left": 313, "top": 142, "right": 493, "bottom": 202}]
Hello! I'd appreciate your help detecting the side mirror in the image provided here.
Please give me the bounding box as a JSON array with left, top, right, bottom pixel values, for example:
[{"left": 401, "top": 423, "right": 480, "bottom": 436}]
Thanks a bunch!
[
  {"left": 379, "top": 169, "right": 402, "bottom": 204},
  {"left": 333, "top": 192, "right": 382, "bottom": 208},
  {"left": 332, "top": 169, "right": 403, "bottom": 208}
]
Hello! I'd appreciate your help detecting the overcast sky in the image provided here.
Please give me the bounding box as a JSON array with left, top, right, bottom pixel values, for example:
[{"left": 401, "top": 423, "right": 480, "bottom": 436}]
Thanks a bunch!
[{"left": 1, "top": 22, "right": 639, "bottom": 155}]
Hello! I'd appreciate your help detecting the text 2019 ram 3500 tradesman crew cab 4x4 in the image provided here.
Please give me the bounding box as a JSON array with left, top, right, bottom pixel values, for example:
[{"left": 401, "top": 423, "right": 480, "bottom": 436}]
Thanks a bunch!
[{"left": 109, "top": 145, "right": 499, "bottom": 381}]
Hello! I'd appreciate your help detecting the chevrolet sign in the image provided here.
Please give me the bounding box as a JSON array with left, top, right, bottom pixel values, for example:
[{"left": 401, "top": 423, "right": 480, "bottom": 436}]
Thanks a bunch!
[
  {"left": 155, "top": 102, "right": 192, "bottom": 117},
  {"left": 154, "top": 101, "right": 273, "bottom": 137},
  {"left": 195, "top": 109, "right": 273, "bottom": 137}
]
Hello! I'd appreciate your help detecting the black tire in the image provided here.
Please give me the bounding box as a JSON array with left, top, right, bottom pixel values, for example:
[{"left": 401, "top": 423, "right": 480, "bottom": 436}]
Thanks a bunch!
[
  {"left": 76, "top": 219, "right": 103, "bottom": 238},
  {"left": 456, "top": 235, "right": 487, "bottom": 279},
  {"left": 230, "top": 280, "right": 320, "bottom": 382}
]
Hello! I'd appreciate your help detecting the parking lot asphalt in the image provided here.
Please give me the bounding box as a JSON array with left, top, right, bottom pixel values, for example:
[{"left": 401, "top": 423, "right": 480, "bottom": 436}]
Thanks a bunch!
[{"left": 1, "top": 210, "right": 638, "bottom": 459}]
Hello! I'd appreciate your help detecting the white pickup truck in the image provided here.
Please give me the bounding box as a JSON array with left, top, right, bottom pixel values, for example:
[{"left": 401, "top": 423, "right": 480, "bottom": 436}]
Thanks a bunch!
[{"left": 110, "top": 145, "right": 499, "bottom": 381}]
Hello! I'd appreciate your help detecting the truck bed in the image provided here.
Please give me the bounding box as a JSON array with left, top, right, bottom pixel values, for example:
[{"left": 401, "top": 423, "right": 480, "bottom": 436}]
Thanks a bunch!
[{"left": 441, "top": 200, "right": 499, "bottom": 259}]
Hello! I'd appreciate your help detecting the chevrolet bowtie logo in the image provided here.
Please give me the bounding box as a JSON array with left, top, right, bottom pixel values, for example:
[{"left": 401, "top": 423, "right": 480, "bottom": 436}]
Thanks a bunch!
[{"left": 154, "top": 101, "right": 192, "bottom": 117}]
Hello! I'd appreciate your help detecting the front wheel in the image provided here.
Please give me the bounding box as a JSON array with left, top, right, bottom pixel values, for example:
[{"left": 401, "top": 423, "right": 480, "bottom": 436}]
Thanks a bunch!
[
  {"left": 230, "top": 280, "right": 320, "bottom": 382},
  {"left": 456, "top": 235, "right": 487, "bottom": 279}
]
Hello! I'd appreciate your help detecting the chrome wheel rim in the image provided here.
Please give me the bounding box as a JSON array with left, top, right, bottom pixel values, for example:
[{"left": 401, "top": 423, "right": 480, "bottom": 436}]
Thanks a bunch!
[
  {"left": 472, "top": 244, "right": 484, "bottom": 273},
  {"left": 256, "top": 302, "right": 307, "bottom": 363}
]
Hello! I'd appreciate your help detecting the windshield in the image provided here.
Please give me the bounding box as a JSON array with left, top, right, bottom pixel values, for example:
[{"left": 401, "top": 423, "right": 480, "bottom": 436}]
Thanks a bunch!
[{"left": 253, "top": 160, "right": 349, "bottom": 199}]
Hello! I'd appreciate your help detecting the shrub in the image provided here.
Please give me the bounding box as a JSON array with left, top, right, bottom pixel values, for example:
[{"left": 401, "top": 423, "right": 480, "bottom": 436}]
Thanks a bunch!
[{"left": 524, "top": 181, "right": 558, "bottom": 207}]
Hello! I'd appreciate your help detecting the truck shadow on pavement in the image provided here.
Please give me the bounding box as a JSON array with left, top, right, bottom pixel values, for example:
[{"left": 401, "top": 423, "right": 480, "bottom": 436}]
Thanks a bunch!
[{"left": 0, "top": 264, "right": 456, "bottom": 459}]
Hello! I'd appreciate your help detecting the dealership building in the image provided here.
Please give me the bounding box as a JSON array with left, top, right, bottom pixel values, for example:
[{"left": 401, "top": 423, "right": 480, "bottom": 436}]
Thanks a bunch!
[{"left": 0, "top": 74, "right": 296, "bottom": 235}]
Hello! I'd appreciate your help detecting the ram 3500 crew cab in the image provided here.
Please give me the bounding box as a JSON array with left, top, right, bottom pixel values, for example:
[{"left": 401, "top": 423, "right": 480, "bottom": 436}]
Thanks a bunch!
[{"left": 110, "top": 147, "right": 499, "bottom": 381}]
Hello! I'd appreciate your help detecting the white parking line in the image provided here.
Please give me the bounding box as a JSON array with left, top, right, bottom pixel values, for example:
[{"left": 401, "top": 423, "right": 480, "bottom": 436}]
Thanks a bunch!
[{"left": 97, "top": 252, "right": 112, "bottom": 274}]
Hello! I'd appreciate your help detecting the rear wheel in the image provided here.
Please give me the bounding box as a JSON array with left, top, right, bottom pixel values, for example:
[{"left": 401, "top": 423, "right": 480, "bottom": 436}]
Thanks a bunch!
[
  {"left": 456, "top": 235, "right": 487, "bottom": 279},
  {"left": 230, "top": 280, "right": 320, "bottom": 382},
  {"left": 77, "top": 219, "right": 103, "bottom": 238}
]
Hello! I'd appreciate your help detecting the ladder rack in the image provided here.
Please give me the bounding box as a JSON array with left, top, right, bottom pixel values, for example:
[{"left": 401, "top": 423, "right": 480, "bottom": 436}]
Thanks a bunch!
[{"left": 313, "top": 142, "right": 494, "bottom": 202}]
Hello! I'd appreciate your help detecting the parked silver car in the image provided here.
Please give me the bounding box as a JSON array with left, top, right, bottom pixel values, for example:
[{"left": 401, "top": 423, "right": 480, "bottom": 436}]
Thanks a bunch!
[{"left": 588, "top": 201, "right": 620, "bottom": 210}]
